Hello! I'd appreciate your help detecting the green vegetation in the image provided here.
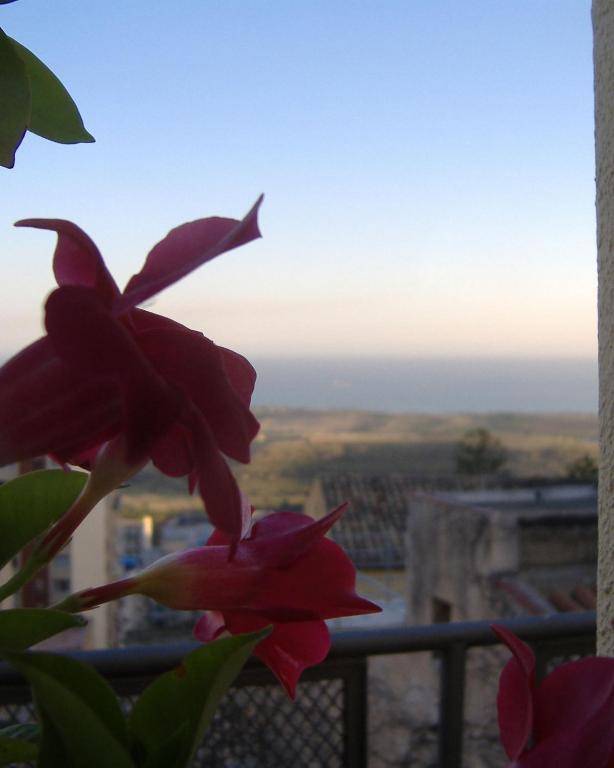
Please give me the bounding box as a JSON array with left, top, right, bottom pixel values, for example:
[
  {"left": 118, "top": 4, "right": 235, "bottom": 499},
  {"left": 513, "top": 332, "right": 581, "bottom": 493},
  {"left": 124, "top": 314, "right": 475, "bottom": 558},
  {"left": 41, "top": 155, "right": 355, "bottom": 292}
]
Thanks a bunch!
[
  {"left": 120, "top": 409, "right": 599, "bottom": 515},
  {"left": 456, "top": 428, "right": 508, "bottom": 480}
]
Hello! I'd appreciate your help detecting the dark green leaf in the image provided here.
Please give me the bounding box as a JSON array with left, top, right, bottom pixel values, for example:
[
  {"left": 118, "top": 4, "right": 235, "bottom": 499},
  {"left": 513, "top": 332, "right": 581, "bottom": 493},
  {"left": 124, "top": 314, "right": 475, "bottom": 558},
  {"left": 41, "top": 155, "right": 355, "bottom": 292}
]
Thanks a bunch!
[
  {"left": 0, "top": 608, "right": 86, "bottom": 650},
  {"left": 0, "top": 469, "right": 87, "bottom": 569},
  {"left": 5, "top": 650, "right": 134, "bottom": 768},
  {"left": 129, "top": 628, "right": 271, "bottom": 768},
  {"left": 9, "top": 37, "right": 94, "bottom": 144},
  {"left": 37, "top": 707, "right": 72, "bottom": 768},
  {"left": 0, "top": 734, "right": 38, "bottom": 765},
  {"left": 0, "top": 27, "right": 29, "bottom": 168}
]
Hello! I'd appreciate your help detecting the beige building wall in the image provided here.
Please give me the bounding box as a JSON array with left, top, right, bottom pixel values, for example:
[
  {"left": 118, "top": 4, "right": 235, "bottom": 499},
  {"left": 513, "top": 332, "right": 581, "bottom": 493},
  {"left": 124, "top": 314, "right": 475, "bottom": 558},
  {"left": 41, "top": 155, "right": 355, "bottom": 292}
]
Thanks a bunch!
[
  {"left": 70, "top": 493, "right": 115, "bottom": 649},
  {"left": 594, "top": 0, "right": 614, "bottom": 655}
]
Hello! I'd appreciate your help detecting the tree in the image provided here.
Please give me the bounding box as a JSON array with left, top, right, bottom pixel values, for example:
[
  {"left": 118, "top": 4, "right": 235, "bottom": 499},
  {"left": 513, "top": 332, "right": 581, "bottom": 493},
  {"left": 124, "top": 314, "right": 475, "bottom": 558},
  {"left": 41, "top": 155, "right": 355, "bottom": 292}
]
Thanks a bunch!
[
  {"left": 565, "top": 453, "right": 598, "bottom": 484},
  {"left": 455, "top": 428, "right": 507, "bottom": 481}
]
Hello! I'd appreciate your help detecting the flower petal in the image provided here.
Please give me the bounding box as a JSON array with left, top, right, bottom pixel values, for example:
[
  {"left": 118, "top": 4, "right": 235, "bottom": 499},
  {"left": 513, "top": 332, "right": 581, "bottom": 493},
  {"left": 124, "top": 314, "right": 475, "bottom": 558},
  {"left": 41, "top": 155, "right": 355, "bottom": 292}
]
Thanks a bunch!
[
  {"left": 117, "top": 196, "right": 263, "bottom": 312},
  {"left": 134, "top": 313, "right": 259, "bottom": 463},
  {"left": 251, "top": 537, "right": 380, "bottom": 621},
  {"left": 223, "top": 613, "right": 331, "bottom": 699},
  {"left": 492, "top": 625, "right": 536, "bottom": 761},
  {"left": 184, "top": 407, "right": 246, "bottom": 541},
  {"left": 0, "top": 336, "right": 121, "bottom": 466},
  {"left": 245, "top": 505, "right": 349, "bottom": 569},
  {"left": 535, "top": 657, "right": 614, "bottom": 749},
  {"left": 150, "top": 422, "right": 194, "bottom": 477},
  {"left": 219, "top": 347, "right": 257, "bottom": 408},
  {"left": 45, "top": 286, "right": 178, "bottom": 464},
  {"left": 15, "top": 218, "right": 120, "bottom": 306}
]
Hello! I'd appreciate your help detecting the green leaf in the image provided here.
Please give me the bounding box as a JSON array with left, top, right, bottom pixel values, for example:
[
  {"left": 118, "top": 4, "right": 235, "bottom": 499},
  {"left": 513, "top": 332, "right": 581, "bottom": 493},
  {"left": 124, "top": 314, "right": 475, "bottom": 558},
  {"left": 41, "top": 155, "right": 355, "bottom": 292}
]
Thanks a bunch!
[
  {"left": 9, "top": 37, "right": 94, "bottom": 144},
  {"left": 8, "top": 37, "right": 94, "bottom": 144},
  {"left": 37, "top": 708, "right": 72, "bottom": 768},
  {"left": 0, "top": 733, "right": 38, "bottom": 765},
  {"left": 129, "top": 628, "right": 271, "bottom": 768},
  {"left": 0, "top": 608, "right": 86, "bottom": 650},
  {"left": 4, "top": 650, "right": 134, "bottom": 768},
  {"left": 0, "top": 469, "right": 87, "bottom": 569},
  {"left": 0, "top": 27, "right": 29, "bottom": 168}
]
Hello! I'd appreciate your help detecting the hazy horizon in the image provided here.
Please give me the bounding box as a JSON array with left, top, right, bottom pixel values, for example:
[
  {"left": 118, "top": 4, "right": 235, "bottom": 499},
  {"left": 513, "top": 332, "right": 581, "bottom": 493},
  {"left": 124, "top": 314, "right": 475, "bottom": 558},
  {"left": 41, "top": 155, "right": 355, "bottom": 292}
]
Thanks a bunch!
[{"left": 249, "top": 355, "right": 597, "bottom": 414}]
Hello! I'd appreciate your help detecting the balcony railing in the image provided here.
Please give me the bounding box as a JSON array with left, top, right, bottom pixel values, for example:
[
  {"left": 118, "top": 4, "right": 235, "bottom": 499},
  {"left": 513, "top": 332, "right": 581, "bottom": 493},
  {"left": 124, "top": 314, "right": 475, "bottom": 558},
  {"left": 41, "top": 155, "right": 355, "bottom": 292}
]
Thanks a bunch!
[{"left": 0, "top": 611, "right": 596, "bottom": 767}]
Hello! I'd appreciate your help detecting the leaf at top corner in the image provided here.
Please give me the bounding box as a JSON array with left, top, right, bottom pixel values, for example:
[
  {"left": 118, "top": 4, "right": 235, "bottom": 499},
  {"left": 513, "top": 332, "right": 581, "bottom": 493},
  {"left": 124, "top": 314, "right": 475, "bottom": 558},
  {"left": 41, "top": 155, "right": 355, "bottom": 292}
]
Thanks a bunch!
[
  {"left": 129, "top": 627, "right": 271, "bottom": 768},
  {"left": 0, "top": 608, "right": 86, "bottom": 651},
  {"left": 0, "top": 469, "right": 87, "bottom": 569},
  {"left": 6, "top": 650, "right": 134, "bottom": 768},
  {"left": 9, "top": 37, "right": 94, "bottom": 144},
  {"left": 0, "top": 27, "right": 29, "bottom": 167}
]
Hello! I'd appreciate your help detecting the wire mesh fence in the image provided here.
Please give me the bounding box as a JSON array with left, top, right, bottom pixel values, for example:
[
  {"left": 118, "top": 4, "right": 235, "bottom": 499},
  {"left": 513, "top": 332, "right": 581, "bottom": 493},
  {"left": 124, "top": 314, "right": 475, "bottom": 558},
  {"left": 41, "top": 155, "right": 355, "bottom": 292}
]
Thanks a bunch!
[{"left": 0, "top": 613, "right": 596, "bottom": 768}]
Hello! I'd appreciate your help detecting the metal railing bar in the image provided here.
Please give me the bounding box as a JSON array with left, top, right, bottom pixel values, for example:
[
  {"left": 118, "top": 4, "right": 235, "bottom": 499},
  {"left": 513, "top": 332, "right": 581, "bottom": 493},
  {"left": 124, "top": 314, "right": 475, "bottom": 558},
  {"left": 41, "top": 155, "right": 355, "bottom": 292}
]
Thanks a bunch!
[
  {"left": 342, "top": 657, "right": 368, "bottom": 768},
  {"left": 438, "top": 642, "right": 466, "bottom": 768},
  {"left": 0, "top": 611, "right": 596, "bottom": 688},
  {"left": 327, "top": 611, "right": 595, "bottom": 658}
]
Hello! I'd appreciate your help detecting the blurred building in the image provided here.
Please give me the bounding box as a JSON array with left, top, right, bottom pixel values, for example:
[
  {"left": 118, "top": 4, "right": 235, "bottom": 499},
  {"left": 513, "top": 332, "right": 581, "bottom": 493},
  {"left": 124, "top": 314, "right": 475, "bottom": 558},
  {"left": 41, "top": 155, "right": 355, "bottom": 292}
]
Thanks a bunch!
[{"left": 406, "top": 484, "right": 597, "bottom": 625}]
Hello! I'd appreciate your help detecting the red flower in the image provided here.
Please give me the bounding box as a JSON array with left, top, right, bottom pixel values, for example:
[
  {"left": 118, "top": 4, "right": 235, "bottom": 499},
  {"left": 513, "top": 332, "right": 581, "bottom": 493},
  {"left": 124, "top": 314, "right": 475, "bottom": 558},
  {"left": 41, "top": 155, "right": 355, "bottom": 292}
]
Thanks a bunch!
[
  {"left": 60, "top": 504, "right": 381, "bottom": 697},
  {"left": 492, "top": 623, "right": 614, "bottom": 768},
  {"left": 0, "top": 198, "right": 262, "bottom": 540}
]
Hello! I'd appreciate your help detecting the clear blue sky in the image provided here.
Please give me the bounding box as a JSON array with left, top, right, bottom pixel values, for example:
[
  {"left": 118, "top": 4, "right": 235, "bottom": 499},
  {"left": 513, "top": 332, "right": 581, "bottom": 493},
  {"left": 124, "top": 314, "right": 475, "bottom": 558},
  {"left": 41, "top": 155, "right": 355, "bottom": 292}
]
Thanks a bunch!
[{"left": 1, "top": 1, "right": 596, "bottom": 360}]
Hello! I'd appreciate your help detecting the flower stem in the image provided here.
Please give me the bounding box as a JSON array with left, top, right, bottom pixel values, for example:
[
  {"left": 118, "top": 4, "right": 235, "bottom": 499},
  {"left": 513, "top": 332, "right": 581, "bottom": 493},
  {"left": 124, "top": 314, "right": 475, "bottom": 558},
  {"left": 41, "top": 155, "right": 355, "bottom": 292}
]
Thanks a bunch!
[{"left": 54, "top": 577, "right": 136, "bottom": 613}]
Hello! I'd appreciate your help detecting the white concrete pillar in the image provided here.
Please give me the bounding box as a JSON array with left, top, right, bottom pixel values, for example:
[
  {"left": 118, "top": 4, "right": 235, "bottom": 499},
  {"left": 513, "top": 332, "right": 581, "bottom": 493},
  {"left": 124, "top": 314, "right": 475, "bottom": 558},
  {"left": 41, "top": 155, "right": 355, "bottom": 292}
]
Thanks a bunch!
[{"left": 594, "top": 0, "right": 614, "bottom": 655}]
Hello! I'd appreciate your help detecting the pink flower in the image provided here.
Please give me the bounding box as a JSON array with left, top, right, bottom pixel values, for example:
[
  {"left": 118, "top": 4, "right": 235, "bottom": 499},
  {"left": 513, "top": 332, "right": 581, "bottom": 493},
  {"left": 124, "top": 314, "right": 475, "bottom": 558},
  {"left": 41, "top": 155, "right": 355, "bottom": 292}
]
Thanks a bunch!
[
  {"left": 59, "top": 504, "right": 381, "bottom": 697},
  {"left": 492, "top": 623, "right": 614, "bottom": 768},
  {"left": 0, "top": 198, "right": 262, "bottom": 541}
]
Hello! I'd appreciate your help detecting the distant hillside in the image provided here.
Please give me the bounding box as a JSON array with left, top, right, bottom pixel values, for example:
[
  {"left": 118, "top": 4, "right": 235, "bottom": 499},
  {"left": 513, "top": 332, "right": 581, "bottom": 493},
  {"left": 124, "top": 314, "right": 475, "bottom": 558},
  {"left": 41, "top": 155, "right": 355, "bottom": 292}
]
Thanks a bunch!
[{"left": 120, "top": 409, "right": 598, "bottom": 516}]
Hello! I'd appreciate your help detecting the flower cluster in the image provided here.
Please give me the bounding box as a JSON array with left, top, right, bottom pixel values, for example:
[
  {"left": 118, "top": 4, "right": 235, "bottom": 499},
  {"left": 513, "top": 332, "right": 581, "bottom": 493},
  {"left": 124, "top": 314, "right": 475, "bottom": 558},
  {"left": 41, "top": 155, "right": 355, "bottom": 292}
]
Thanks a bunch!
[{"left": 0, "top": 199, "right": 380, "bottom": 696}]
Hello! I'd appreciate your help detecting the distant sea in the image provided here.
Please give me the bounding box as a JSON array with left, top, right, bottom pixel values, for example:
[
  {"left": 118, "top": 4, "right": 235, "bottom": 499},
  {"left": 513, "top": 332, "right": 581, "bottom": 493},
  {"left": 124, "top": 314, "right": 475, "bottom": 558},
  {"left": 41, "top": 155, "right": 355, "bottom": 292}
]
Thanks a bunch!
[{"left": 250, "top": 357, "right": 598, "bottom": 413}]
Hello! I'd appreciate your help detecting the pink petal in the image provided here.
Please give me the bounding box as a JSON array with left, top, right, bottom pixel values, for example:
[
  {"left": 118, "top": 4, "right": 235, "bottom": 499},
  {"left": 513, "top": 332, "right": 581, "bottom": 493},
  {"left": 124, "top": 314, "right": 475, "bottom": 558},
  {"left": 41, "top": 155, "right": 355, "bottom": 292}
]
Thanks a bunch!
[
  {"left": 45, "top": 286, "right": 178, "bottom": 465},
  {"left": 496, "top": 657, "right": 534, "bottom": 761},
  {"left": 207, "top": 494, "right": 253, "bottom": 545},
  {"left": 183, "top": 407, "right": 246, "bottom": 541},
  {"left": 251, "top": 537, "right": 380, "bottom": 621},
  {"left": 15, "top": 219, "right": 120, "bottom": 306},
  {"left": 134, "top": 316, "right": 259, "bottom": 463},
  {"left": 223, "top": 613, "right": 331, "bottom": 699},
  {"left": 219, "top": 348, "right": 258, "bottom": 407},
  {"left": 193, "top": 611, "right": 227, "bottom": 642},
  {"left": 492, "top": 625, "right": 536, "bottom": 761},
  {"left": 534, "top": 657, "right": 614, "bottom": 757},
  {"left": 0, "top": 336, "right": 121, "bottom": 466},
  {"left": 516, "top": 689, "right": 614, "bottom": 768},
  {"left": 117, "top": 196, "right": 263, "bottom": 312},
  {"left": 245, "top": 505, "right": 349, "bottom": 569},
  {"left": 150, "top": 422, "right": 194, "bottom": 477}
]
